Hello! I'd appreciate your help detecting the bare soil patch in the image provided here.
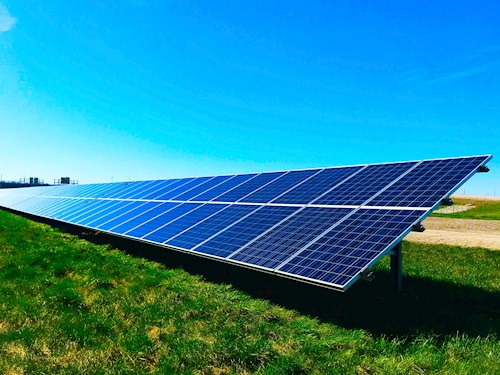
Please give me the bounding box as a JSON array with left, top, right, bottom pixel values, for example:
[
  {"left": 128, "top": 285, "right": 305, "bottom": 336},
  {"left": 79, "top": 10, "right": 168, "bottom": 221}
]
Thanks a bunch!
[
  {"left": 406, "top": 217, "right": 500, "bottom": 250},
  {"left": 452, "top": 194, "right": 500, "bottom": 202},
  {"left": 433, "top": 204, "right": 475, "bottom": 214}
]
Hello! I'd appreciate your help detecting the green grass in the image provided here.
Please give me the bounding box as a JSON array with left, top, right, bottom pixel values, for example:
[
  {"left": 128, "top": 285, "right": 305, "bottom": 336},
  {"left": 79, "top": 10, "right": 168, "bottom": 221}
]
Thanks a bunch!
[
  {"left": 0, "top": 210, "right": 499, "bottom": 374},
  {"left": 431, "top": 197, "right": 500, "bottom": 220}
]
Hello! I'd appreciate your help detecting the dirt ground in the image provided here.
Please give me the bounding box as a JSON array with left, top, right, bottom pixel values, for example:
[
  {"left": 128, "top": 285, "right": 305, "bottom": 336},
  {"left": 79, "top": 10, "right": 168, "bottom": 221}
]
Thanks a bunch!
[
  {"left": 406, "top": 217, "right": 500, "bottom": 250},
  {"left": 452, "top": 194, "right": 500, "bottom": 202}
]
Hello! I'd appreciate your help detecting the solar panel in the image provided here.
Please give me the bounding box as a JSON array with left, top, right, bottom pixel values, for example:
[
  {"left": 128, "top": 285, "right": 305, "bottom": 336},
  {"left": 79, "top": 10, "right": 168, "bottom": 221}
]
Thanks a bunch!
[
  {"left": 277, "top": 208, "right": 424, "bottom": 288},
  {"left": 0, "top": 155, "right": 492, "bottom": 291}
]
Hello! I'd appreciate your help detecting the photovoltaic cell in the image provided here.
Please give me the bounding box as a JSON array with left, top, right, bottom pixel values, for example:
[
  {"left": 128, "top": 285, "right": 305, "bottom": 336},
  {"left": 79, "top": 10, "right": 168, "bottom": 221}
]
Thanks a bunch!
[
  {"left": 190, "top": 174, "right": 256, "bottom": 201},
  {"left": 57, "top": 199, "right": 105, "bottom": 221},
  {"left": 111, "top": 202, "right": 179, "bottom": 234},
  {"left": 230, "top": 207, "right": 352, "bottom": 269},
  {"left": 153, "top": 177, "right": 212, "bottom": 200},
  {"left": 273, "top": 166, "right": 362, "bottom": 204},
  {"left": 166, "top": 205, "right": 259, "bottom": 249},
  {"left": 80, "top": 183, "right": 123, "bottom": 198},
  {"left": 277, "top": 209, "right": 423, "bottom": 287},
  {"left": 124, "top": 202, "right": 200, "bottom": 238},
  {"left": 86, "top": 200, "right": 146, "bottom": 227},
  {"left": 10, "top": 197, "right": 40, "bottom": 212},
  {"left": 10, "top": 196, "right": 48, "bottom": 212},
  {"left": 172, "top": 175, "right": 233, "bottom": 201},
  {"left": 97, "top": 201, "right": 156, "bottom": 230},
  {"left": 101, "top": 181, "right": 144, "bottom": 198},
  {"left": 314, "top": 162, "right": 417, "bottom": 206},
  {"left": 367, "top": 156, "right": 489, "bottom": 207},
  {"left": 55, "top": 199, "right": 100, "bottom": 221},
  {"left": 57, "top": 184, "right": 95, "bottom": 197},
  {"left": 240, "top": 169, "right": 320, "bottom": 203},
  {"left": 141, "top": 178, "right": 194, "bottom": 200},
  {"left": 0, "top": 155, "right": 491, "bottom": 292},
  {"left": 129, "top": 179, "right": 179, "bottom": 199},
  {"left": 117, "top": 180, "right": 161, "bottom": 199},
  {"left": 143, "top": 203, "right": 228, "bottom": 243},
  {"left": 38, "top": 199, "right": 85, "bottom": 219},
  {"left": 32, "top": 197, "right": 77, "bottom": 217},
  {"left": 105, "top": 180, "right": 154, "bottom": 199},
  {"left": 194, "top": 206, "right": 298, "bottom": 258},
  {"left": 77, "top": 200, "right": 133, "bottom": 226},
  {"left": 73, "top": 200, "right": 124, "bottom": 225},
  {"left": 213, "top": 172, "right": 285, "bottom": 202}
]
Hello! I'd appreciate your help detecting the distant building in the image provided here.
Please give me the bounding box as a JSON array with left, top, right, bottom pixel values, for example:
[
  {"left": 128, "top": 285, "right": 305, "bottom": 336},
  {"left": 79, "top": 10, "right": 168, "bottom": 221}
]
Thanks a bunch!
[
  {"left": 0, "top": 177, "right": 49, "bottom": 189},
  {"left": 54, "top": 177, "right": 78, "bottom": 185}
]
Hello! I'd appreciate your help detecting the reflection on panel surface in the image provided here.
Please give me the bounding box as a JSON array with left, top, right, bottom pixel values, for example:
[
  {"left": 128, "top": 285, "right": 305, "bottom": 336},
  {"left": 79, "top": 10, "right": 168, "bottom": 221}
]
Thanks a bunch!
[{"left": 0, "top": 155, "right": 491, "bottom": 291}]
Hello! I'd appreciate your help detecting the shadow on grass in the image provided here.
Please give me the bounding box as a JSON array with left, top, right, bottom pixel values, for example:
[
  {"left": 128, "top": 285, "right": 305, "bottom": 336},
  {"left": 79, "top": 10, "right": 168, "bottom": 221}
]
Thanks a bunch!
[{"left": 13, "top": 211, "right": 500, "bottom": 339}]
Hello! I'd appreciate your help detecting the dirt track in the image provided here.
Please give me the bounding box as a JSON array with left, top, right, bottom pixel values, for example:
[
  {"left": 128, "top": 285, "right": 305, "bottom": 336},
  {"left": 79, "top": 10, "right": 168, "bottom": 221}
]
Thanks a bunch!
[
  {"left": 406, "top": 217, "right": 500, "bottom": 250},
  {"left": 452, "top": 194, "right": 500, "bottom": 202}
]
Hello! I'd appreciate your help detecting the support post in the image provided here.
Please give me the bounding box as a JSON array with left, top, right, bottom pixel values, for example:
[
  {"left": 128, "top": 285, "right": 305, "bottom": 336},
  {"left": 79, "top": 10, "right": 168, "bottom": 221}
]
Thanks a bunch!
[{"left": 390, "top": 242, "right": 402, "bottom": 292}]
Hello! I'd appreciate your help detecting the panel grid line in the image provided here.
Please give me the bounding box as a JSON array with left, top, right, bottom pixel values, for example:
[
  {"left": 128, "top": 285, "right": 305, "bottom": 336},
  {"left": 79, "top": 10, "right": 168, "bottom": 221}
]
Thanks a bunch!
[
  {"left": 0, "top": 155, "right": 491, "bottom": 292},
  {"left": 139, "top": 203, "right": 211, "bottom": 239},
  {"left": 161, "top": 204, "right": 235, "bottom": 244},
  {"left": 274, "top": 160, "right": 425, "bottom": 270},
  {"left": 190, "top": 206, "right": 267, "bottom": 251}
]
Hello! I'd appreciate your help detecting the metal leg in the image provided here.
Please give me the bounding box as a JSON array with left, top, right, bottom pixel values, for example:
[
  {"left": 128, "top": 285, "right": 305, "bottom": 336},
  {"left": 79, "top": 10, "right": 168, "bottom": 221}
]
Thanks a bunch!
[{"left": 390, "top": 242, "right": 402, "bottom": 292}]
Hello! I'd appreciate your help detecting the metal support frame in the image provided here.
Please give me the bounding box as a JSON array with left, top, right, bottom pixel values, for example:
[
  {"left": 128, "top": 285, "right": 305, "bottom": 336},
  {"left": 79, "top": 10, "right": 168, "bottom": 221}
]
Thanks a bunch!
[
  {"left": 389, "top": 242, "right": 402, "bottom": 292},
  {"left": 412, "top": 222, "right": 425, "bottom": 232},
  {"left": 441, "top": 197, "right": 454, "bottom": 206}
]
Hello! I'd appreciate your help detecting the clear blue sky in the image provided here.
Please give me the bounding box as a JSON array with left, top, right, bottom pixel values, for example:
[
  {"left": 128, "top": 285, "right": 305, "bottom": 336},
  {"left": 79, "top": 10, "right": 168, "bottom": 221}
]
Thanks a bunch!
[{"left": 1, "top": 1, "right": 498, "bottom": 195}]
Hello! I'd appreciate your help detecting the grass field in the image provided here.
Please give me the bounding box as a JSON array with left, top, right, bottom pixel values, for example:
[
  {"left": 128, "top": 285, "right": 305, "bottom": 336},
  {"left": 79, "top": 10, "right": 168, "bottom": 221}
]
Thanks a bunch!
[
  {"left": 0, "top": 210, "right": 499, "bottom": 374},
  {"left": 432, "top": 197, "right": 500, "bottom": 220}
]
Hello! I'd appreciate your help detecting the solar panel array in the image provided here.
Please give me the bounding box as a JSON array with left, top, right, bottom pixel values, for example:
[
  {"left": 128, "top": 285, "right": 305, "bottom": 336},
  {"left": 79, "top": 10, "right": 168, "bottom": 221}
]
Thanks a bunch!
[{"left": 0, "top": 155, "right": 491, "bottom": 291}]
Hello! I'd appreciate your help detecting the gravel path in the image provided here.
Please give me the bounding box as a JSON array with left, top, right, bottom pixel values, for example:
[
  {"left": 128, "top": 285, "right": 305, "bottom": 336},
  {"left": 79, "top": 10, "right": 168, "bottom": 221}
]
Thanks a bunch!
[{"left": 406, "top": 217, "right": 500, "bottom": 250}]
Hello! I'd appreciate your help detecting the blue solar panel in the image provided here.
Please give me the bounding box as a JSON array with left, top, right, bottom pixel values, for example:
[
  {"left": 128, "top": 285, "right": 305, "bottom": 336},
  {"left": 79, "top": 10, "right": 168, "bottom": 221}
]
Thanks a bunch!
[
  {"left": 143, "top": 203, "right": 228, "bottom": 243},
  {"left": 34, "top": 198, "right": 80, "bottom": 219},
  {"left": 125, "top": 202, "right": 200, "bottom": 238},
  {"left": 9, "top": 196, "right": 47, "bottom": 212},
  {"left": 97, "top": 201, "right": 155, "bottom": 230},
  {"left": 314, "top": 162, "right": 417, "bottom": 206},
  {"left": 273, "top": 166, "right": 362, "bottom": 204},
  {"left": 172, "top": 175, "right": 234, "bottom": 201},
  {"left": 76, "top": 200, "right": 131, "bottom": 226},
  {"left": 194, "top": 206, "right": 298, "bottom": 258},
  {"left": 240, "top": 169, "right": 320, "bottom": 203},
  {"left": 73, "top": 200, "right": 124, "bottom": 225},
  {"left": 105, "top": 180, "right": 154, "bottom": 199},
  {"left": 166, "top": 204, "right": 259, "bottom": 249},
  {"left": 368, "top": 156, "right": 489, "bottom": 207},
  {"left": 0, "top": 155, "right": 491, "bottom": 292},
  {"left": 10, "top": 197, "right": 37, "bottom": 212},
  {"left": 111, "top": 202, "right": 179, "bottom": 234},
  {"left": 32, "top": 198, "right": 76, "bottom": 217},
  {"left": 129, "top": 179, "right": 179, "bottom": 199},
  {"left": 85, "top": 201, "right": 146, "bottom": 228},
  {"left": 213, "top": 172, "right": 285, "bottom": 202},
  {"left": 153, "top": 177, "right": 212, "bottom": 201},
  {"left": 277, "top": 209, "right": 423, "bottom": 287},
  {"left": 191, "top": 174, "right": 257, "bottom": 201},
  {"left": 230, "top": 207, "right": 352, "bottom": 269},
  {"left": 56, "top": 184, "right": 95, "bottom": 197},
  {"left": 79, "top": 183, "right": 121, "bottom": 198},
  {"left": 101, "top": 182, "right": 142, "bottom": 198},
  {"left": 141, "top": 178, "right": 194, "bottom": 200},
  {"left": 54, "top": 199, "right": 98, "bottom": 221},
  {"left": 56, "top": 199, "right": 104, "bottom": 221}
]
